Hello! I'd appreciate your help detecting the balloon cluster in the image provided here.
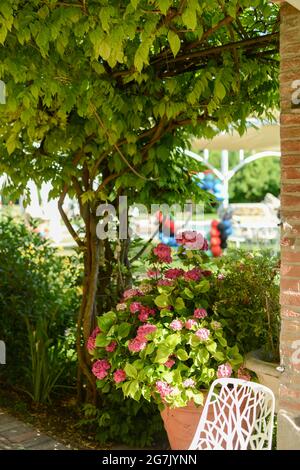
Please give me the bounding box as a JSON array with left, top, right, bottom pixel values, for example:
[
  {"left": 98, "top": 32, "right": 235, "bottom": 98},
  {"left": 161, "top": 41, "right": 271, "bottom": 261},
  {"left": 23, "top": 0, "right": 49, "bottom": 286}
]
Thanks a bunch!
[
  {"left": 157, "top": 212, "right": 178, "bottom": 247},
  {"left": 209, "top": 212, "right": 233, "bottom": 257},
  {"left": 198, "top": 171, "right": 224, "bottom": 201}
]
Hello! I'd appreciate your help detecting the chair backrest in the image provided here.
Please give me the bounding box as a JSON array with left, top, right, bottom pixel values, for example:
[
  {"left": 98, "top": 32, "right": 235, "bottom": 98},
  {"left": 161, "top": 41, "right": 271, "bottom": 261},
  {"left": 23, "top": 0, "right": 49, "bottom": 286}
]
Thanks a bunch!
[{"left": 189, "top": 378, "right": 275, "bottom": 450}]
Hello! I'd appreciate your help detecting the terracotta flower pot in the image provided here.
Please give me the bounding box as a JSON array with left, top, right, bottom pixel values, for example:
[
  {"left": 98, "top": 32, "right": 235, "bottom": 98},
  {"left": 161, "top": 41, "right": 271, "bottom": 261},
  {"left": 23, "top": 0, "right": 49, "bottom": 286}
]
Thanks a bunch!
[
  {"left": 161, "top": 392, "right": 251, "bottom": 450},
  {"left": 160, "top": 399, "right": 207, "bottom": 450}
]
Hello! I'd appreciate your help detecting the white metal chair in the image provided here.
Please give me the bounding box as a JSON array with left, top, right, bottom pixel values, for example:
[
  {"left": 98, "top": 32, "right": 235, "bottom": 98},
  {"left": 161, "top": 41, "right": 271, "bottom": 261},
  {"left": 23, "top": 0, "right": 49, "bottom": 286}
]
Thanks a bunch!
[{"left": 189, "top": 378, "right": 275, "bottom": 450}]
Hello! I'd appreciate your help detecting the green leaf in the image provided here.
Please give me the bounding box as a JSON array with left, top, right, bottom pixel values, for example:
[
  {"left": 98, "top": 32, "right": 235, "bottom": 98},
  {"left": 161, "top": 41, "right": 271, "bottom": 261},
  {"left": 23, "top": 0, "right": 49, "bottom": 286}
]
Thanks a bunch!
[
  {"left": 124, "top": 363, "right": 138, "bottom": 379},
  {"left": 95, "top": 334, "right": 111, "bottom": 347},
  {"left": 154, "top": 293, "right": 170, "bottom": 308},
  {"left": 174, "top": 297, "right": 185, "bottom": 311},
  {"left": 215, "top": 80, "right": 226, "bottom": 101},
  {"left": 97, "top": 312, "right": 117, "bottom": 332},
  {"left": 206, "top": 341, "right": 217, "bottom": 353},
  {"left": 193, "top": 392, "right": 204, "bottom": 405},
  {"left": 182, "top": 6, "right": 197, "bottom": 30},
  {"left": 196, "top": 348, "right": 210, "bottom": 365},
  {"left": 176, "top": 348, "right": 189, "bottom": 361},
  {"left": 183, "top": 287, "right": 194, "bottom": 299},
  {"left": 168, "top": 30, "right": 181, "bottom": 57},
  {"left": 158, "top": 0, "right": 171, "bottom": 15},
  {"left": 154, "top": 344, "right": 171, "bottom": 364},
  {"left": 117, "top": 322, "right": 131, "bottom": 339}
]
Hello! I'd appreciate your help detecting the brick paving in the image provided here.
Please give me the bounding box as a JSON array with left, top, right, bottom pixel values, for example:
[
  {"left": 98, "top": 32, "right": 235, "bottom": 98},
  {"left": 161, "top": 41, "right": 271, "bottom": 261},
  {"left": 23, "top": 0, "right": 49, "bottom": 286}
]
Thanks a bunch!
[{"left": 0, "top": 408, "right": 70, "bottom": 450}]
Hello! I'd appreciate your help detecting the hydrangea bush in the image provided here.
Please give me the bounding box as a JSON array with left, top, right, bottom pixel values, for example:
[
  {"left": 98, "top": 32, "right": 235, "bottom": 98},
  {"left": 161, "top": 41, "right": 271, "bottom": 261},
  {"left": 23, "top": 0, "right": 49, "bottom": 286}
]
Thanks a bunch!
[{"left": 89, "top": 233, "right": 245, "bottom": 409}]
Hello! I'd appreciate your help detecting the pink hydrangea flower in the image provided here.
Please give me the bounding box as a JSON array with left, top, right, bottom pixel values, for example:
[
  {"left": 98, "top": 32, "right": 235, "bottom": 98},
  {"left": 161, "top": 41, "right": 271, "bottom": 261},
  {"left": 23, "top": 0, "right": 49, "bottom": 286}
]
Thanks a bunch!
[
  {"left": 157, "top": 279, "right": 173, "bottom": 286},
  {"left": 217, "top": 363, "right": 232, "bottom": 379},
  {"left": 176, "top": 231, "right": 208, "bottom": 251},
  {"left": 183, "top": 379, "right": 196, "bottom": 388},
  {"left": 195, "top": 328, "right": 210, "bottom": 341},
  {"left": 164, "top": 357, "right": 176, "bottom": 368},
  {"left": 92, "top": 359, "right": 110, "bottom": 380},
  {"left": 218, "top": 274, "right": 225, "bottom": 280},
  {"left": 147, "top": 269, "right": 161, "bottom": 279},
  {"left": 183, "top": 268, "right": 202, "bottom": 282},
  {"left": 153, "top": 243, "right": 172, "bottom": 263},
  {"left": 164, "top": 268, "right": 184, "bottom": 280},
  {"left": 128, "top": 337, "right": 147, "bottom": 352},
  {"left": 123, "top": 288, "right": 142, "bottom": 299},
  {"left": 201, "top": 269, "right": 212, "bottom": 277},
  {"left": 86, "top": 326, "right": 101, "bottom": 353},
  {"left": 138, "top": 311, "right": 149, "bottom": 322},
  {"left": 105, "top": 341, "right": 117, "bottom": 353},
  {"left": 130, "top": 301, "right": 142, "bottom": 314},
  {"left": 113, "top": 369, "right": 126, "bottom": 383},
  {"left": 238, "top": 367, "right": 251, "bottom": 381},
  {"left": 156, "top": 380, "right": 174, "bottom": 398},
  {"left": 185, "top": 319, "right": 198, "bottom": 330},
  {"left": 170, "top": 319, "right": 183, "bottom": 331},
  {"left": 116, "top": 303, "right": 127, "bottom": 311},
  {"left": 137, "top": 324, "right": 157, "bottom": 341},
  {"left": 194, "top": 308, "right": 208, "bottom": 319}
]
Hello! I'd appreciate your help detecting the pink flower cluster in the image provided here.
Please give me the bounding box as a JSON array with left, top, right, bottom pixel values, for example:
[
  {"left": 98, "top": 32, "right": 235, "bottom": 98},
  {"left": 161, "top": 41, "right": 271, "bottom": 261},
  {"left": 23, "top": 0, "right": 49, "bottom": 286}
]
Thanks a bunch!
[
  {"left": 176, "top": 231, "right": 208, "bottom": 251},
  {"left": 86, "top": 326, "right": 101, "bottom": 353},
  {"left": 123, "top": 288, "right": 142, "bottom": 299},
  {"left": 157, "top": 279, "right": 173, "bottom": 287},
  {"left": 195, "top": 328, "right": 210, "bottom": 341},
  {"left": 164, "top": 356, "right": 176, "bottom": 368},
  {"left": 92, "top": 359, "right": 110, "bottom": 380},
  {"left": 183, "top": 268, "right": 202, "bottom": 282},
  {"left": 153, "top": 243, "right": 172, "bottom": 263},
  {"left": 138, "top": 305, "right": 156, "bottom": 323},
  {"left": 185, "top": 319, "right": 198, "bottom": 330},
  {"left": 105, "top": 341, "right": 117, "bottom": 353},
  {"left": 156, "top": 380, "right": 174, "bottom": 398},
  {"left": 113, "top": 369, "right": 126, "bottom": 383},
  {"left": 164, "top": 268, "right": 184, "bottom": 280},
  {"left": 128, "top": 324, "right": 157, "bottom": 353},
  {"left": 128, "top": 337, "right": 147, "bottom": 352},
  {"left": 217, "top": 363, "right": 232, "bottom": 379},
  {"left": 183, "top": 379, "right": 196, "bottom": 388},
  {"left": 130, "top": 302, "right": 142, "bottom": 314},
  {"left": 170, "top": 319, "right": 183, "bottom": 331},
  {"left": 194, "top": 308, "right": 208, "bottom": 319},
  {"left": 147, "top": 269, "right": 161, "bottom": 279}
]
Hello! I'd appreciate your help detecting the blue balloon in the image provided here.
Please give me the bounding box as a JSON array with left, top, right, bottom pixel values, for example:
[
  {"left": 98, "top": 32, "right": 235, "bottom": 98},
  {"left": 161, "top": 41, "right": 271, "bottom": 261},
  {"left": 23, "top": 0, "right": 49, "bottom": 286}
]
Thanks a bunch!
[
  {"left": 223, "top": 219, "right": 232, "bottom": 229},
  {"left": 214, "top": 183, "right": 223, "bottom": 192},
  {"left": 205, "top": 174, "right": 215, "bottom": 182},
  {"left": 225, "top": 227, "right": 233, "bottom": 236}
]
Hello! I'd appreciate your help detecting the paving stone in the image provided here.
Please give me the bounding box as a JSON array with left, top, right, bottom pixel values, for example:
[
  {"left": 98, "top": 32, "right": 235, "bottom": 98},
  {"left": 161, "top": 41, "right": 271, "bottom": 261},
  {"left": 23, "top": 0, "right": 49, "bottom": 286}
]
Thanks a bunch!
[{"left": 0, "top": 408, "right": 70, "bottom": 450}]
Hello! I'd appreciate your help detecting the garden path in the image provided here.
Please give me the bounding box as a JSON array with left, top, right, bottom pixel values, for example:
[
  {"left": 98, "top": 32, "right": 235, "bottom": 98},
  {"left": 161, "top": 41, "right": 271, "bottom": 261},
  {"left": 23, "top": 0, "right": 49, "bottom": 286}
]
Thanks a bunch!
[{"left": 0, "top": 408, "right": 70, "bottom": 450}]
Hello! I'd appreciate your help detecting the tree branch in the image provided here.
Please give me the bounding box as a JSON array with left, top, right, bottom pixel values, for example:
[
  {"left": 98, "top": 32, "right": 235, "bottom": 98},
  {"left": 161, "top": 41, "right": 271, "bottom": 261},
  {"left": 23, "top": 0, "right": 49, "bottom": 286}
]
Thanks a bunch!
[{"left": 58, "top": 183, "right": 85, "bottom": 247}]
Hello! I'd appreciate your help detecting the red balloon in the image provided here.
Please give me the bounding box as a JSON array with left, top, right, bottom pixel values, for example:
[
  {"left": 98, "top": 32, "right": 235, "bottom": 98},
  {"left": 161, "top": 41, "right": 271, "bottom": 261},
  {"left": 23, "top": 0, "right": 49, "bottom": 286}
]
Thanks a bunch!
[
  {"left": 211, "top": 246, "right": 222, "bottom": 257},
  {"left": 211, "top": 220, "right": 219, "bottom": 228},
  {"left": 210, "top": 228, "right": 220, "bottom": 237},
  {"left": 210, "top": 236, "right": 221, "bottom": 246}
]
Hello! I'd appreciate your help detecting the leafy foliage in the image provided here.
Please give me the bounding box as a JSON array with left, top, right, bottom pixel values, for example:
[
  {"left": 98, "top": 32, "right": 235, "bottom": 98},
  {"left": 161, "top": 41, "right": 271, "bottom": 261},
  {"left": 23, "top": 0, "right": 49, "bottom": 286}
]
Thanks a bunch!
[
  {"left": 81, "top": 390, "right": 166, "bottom": 447},
  {"left": 210, "top": 250, "right": 280, "bottom": 361},
  {"left": 0, "top": 216, "right": 81, "bottom": 392},
  {"left": 89, "top": 239, "right": 243, "bottom": 409}
]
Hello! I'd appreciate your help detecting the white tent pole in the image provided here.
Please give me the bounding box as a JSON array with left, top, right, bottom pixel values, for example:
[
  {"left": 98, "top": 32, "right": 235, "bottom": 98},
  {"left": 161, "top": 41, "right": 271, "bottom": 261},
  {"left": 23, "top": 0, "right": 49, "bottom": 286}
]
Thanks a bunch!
[{"left": 221, "top": 149, "right": 229, "bottom": 209}]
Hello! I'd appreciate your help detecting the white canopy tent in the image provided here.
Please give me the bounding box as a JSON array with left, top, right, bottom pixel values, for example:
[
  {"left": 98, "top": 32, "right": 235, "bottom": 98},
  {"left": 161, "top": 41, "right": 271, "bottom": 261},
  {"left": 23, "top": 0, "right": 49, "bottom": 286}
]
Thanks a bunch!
[{"left": 185, "top": 121, "right": 281, "bottom": 208}]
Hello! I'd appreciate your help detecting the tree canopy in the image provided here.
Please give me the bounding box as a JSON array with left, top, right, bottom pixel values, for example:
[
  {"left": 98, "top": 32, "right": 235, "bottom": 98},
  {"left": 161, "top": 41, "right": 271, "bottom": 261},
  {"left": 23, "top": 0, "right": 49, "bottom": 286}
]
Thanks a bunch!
[{"left": 0, "top": 0, "right": 280, "bottom": 402}]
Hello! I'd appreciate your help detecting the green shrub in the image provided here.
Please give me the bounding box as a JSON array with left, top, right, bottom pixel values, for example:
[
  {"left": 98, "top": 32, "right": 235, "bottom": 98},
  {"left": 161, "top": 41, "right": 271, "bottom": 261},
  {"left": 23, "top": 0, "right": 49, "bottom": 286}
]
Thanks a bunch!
[
  {"left": 80, "top": 389, "right": 166, "bottom": 448},
  {"left": 210, "top": 250, "right": 280, "bottom": 362},
  {"left": 0, "top": 216, "right": 81, "bottom": 394}
]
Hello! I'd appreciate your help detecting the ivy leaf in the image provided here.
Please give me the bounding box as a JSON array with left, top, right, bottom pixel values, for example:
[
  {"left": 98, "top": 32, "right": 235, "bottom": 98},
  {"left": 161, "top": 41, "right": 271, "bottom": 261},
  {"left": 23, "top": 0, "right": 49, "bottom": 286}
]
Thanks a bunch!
[{"left": 168, "top": 30, "right": 181, "bottom": 57}]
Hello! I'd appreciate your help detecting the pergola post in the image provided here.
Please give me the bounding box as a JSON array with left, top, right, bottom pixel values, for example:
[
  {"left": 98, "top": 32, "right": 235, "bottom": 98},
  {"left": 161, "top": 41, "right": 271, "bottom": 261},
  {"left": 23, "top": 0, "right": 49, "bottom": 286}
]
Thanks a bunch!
[{"left": 277, "top": 0, "right": 300, "bottom": 449}]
